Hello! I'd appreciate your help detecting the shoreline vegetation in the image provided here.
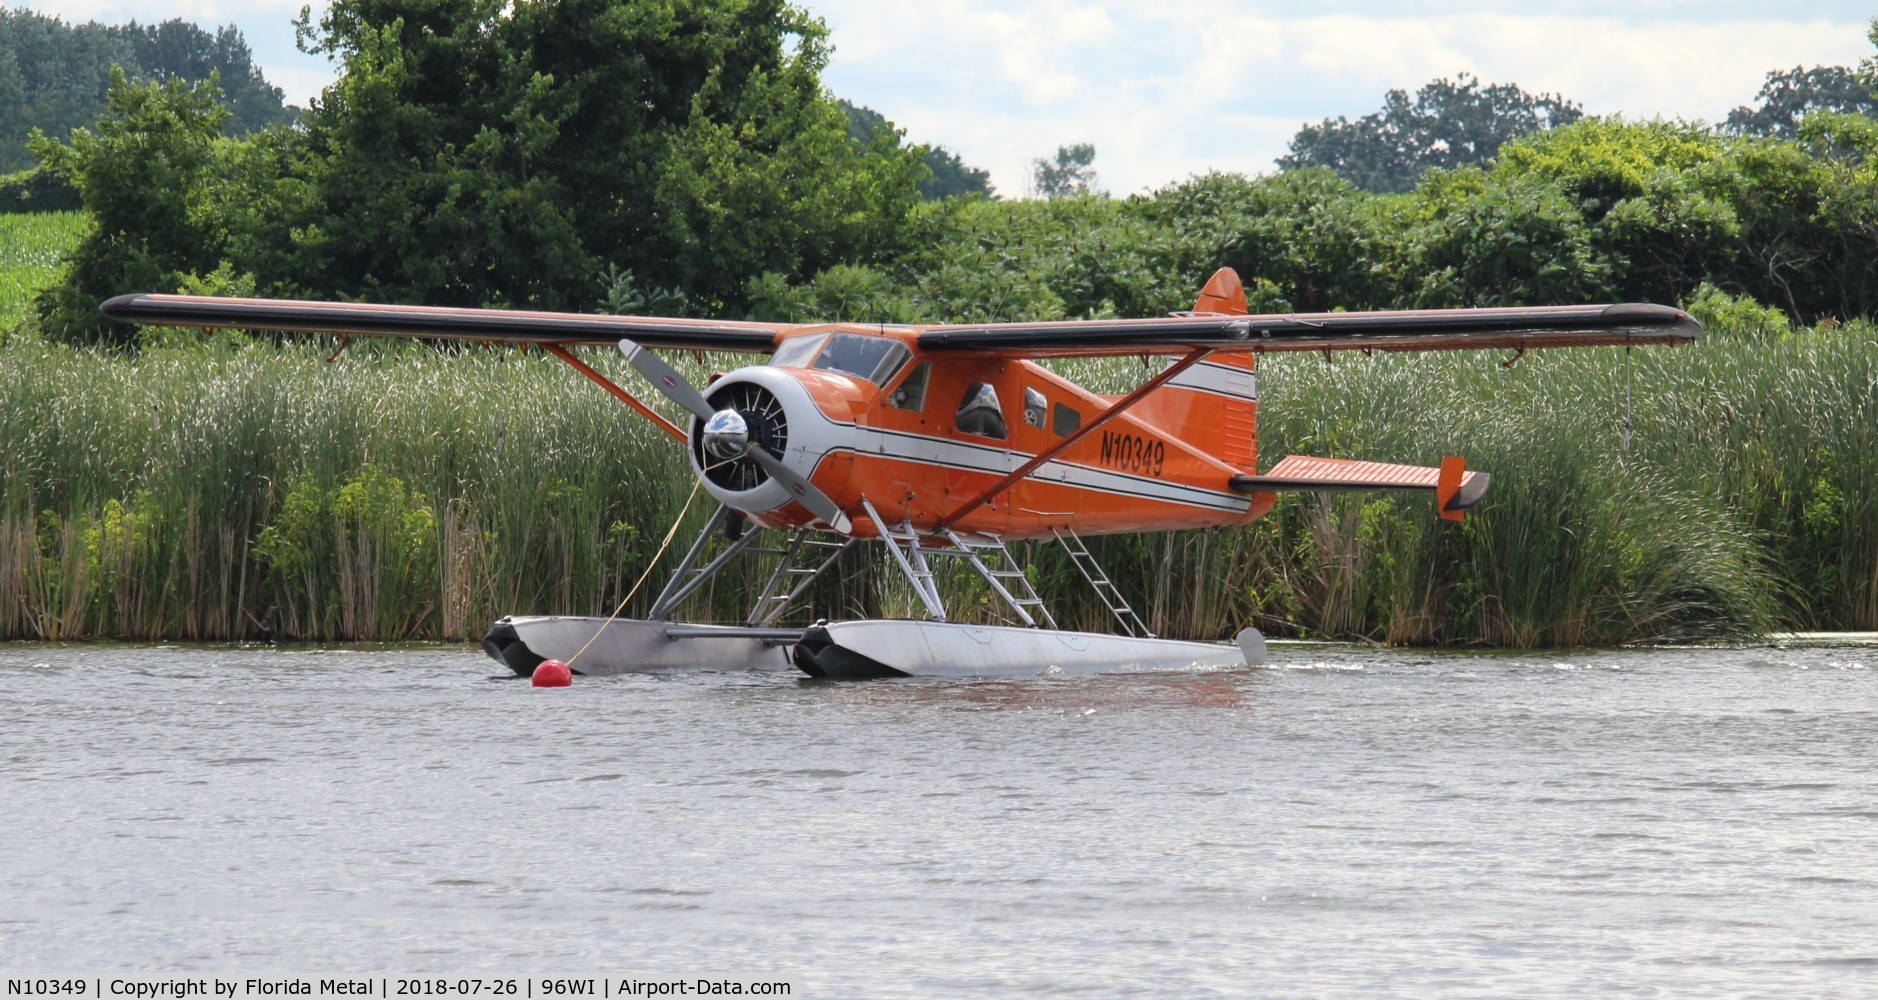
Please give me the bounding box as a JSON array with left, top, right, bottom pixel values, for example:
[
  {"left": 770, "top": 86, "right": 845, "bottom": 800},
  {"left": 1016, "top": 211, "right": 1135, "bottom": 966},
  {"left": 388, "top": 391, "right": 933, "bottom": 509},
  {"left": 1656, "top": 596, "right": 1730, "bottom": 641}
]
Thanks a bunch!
[
  {"left": 4, "top": 7, "right": 1876, "bottom": 647},
  {"left": 3, "top": 279, "right": 1871, "bottom": 646}
]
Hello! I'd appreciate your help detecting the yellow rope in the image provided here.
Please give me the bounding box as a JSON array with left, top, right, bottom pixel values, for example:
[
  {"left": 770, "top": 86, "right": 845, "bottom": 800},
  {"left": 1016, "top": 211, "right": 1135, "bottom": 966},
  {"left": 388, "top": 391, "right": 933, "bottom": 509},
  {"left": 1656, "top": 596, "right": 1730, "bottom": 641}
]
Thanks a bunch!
[{"left": 563, "top": 449, "right": 741, "bottom": 669}]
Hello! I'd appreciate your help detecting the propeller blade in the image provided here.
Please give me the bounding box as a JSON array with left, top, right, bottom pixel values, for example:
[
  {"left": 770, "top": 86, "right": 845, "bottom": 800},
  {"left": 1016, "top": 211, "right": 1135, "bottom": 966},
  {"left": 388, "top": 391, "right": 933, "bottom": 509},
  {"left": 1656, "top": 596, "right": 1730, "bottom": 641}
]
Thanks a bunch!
[
  {"left": 746, "top": 446, "right": 852, "bottom": 535},
  {"left": 618, "top": 338, "right": 714, "bottom": 421}
]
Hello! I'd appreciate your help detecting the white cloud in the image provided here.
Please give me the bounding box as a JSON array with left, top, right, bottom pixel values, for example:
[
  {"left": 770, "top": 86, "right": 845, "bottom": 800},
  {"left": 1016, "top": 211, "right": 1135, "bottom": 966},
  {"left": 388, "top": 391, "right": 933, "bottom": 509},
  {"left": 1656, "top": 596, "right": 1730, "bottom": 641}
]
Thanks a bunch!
[
  {"left": 811, "top": 2, "right": 1873, "bottom": 193},
  {"left": 16, "top": 0, "right": 1874, "bottom": 190}
]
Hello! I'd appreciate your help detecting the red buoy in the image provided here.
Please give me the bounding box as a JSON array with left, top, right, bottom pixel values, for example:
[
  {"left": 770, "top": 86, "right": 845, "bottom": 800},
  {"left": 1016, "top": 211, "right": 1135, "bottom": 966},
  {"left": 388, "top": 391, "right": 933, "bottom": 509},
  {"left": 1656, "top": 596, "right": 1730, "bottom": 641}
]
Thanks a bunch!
[{"left": 533, "top": 659, "right": 572, "bottom": 687}]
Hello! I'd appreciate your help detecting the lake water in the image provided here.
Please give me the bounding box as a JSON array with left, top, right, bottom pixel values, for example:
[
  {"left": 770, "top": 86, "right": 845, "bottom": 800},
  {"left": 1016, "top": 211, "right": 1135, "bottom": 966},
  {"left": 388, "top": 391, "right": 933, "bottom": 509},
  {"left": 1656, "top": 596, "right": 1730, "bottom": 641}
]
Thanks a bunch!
[{"left": 2, "top": 641, "right": 1874, "bottom": 996}]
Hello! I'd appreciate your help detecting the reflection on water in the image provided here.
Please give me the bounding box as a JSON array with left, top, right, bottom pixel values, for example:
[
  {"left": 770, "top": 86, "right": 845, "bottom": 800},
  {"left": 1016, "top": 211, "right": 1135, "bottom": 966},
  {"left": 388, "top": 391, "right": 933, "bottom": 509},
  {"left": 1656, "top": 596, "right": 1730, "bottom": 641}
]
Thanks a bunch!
[
  {"left": 802, "top": 669, "right": 1258, "bottom": 712},
  {"left": 2, "top": 641, "right": 1875, "bottom": 994}
]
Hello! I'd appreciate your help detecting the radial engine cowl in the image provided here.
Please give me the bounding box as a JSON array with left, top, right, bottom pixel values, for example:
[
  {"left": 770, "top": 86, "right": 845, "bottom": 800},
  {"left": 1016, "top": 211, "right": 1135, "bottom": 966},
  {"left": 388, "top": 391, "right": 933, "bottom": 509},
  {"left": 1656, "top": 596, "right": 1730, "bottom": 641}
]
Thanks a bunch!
[{"left": 687, "top": 367, "right": 825, "bottom": 516}]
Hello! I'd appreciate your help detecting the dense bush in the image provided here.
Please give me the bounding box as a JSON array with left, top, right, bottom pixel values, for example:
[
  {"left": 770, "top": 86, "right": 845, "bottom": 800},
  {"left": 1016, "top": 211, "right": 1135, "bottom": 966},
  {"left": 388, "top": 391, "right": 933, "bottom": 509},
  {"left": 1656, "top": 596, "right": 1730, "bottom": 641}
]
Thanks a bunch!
[{"left": 0, "top": 168, "right": 79, "bottom": 214}]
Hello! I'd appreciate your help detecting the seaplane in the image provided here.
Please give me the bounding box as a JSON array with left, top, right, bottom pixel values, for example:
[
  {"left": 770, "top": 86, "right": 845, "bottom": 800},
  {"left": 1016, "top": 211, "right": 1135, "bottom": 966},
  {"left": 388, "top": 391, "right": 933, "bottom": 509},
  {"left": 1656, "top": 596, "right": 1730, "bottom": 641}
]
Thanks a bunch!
[{"left": 102, "top": 269, "right": 1700, "bottom": 679}]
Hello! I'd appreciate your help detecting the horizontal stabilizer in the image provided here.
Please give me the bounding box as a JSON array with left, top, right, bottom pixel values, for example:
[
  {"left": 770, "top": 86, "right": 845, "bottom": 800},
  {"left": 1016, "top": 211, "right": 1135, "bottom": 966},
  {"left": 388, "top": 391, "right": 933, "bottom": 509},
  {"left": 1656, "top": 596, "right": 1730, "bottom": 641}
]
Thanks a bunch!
[{"left": 1230, "top": 455, "right": 1489, "bottom": 513}]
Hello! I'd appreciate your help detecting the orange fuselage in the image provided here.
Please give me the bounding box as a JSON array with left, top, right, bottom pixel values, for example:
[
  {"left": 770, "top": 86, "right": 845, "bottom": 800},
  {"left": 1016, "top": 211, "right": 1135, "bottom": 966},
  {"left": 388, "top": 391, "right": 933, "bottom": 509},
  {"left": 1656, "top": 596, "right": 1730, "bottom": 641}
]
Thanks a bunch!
[{"left": 693, "top": 325, "right": 1276, "bottom": 541}]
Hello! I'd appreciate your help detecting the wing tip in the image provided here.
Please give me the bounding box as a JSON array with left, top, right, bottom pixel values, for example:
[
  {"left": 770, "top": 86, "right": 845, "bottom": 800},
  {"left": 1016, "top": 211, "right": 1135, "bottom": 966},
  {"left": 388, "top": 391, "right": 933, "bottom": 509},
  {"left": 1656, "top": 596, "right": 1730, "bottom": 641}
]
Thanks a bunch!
[
  {"left": 99, "top": 293, "right": 150, "bottom": 322},
  {"left": 1600, "top": 302, "right": 1703, "bottom": 342}
]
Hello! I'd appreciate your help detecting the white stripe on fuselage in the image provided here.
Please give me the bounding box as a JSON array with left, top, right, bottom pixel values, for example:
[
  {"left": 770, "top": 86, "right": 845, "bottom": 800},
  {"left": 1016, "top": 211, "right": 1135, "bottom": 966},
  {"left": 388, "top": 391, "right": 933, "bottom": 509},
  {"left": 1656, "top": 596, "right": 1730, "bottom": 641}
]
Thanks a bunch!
[
  {"left": 705, "top": 365, "right": 1251, "bottom": 517},
  {"left": 809, "top": 425, "right": 1249, "bottom": 514},
  {"left": 1162, "top": 359, "right": 1258, "bottom": 401}
]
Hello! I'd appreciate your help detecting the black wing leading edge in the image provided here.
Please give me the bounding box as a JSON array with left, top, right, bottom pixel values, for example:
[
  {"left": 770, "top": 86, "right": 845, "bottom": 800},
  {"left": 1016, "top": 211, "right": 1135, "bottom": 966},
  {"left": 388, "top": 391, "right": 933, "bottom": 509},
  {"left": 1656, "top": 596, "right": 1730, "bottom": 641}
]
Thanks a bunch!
[
  {"left": 98, "top": 294, "right": 785, "bottom": 353},
  {"left": 916, "top": 303, "right": 1701, "bottom": 357}
]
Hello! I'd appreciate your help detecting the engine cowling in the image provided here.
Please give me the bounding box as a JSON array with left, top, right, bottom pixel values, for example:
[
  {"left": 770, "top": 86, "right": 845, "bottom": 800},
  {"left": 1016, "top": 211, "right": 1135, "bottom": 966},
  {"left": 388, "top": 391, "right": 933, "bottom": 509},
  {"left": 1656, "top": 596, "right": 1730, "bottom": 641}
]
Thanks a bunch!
[{"left": 686, "top": 366, "right": 830, "bottom": 517}]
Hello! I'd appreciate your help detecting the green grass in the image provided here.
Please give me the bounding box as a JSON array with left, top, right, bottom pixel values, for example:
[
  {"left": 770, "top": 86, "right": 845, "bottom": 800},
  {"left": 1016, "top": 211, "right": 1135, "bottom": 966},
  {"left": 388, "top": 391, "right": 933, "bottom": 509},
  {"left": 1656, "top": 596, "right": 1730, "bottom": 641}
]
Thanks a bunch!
[
  {"left": 1, "top": 291, "right": 1871, "bottom": 645},
  {"left": 0, "top": 211, "right": 84, "bottom": 328}
]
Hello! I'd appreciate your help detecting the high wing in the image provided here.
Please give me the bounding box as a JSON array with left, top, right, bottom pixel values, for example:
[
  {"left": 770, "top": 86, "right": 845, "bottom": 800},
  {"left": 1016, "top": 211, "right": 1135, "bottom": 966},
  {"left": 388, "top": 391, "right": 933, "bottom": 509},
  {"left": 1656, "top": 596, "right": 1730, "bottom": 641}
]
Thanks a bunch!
[
  {"left": 917, "top": 302, "right": 1700, "bottom": 357},
  {"left": 101, "top": 282, "right": 1700, "bottom": 358},
  {"left": 98, "top": 293, "right": 785, "bottom": 353}
]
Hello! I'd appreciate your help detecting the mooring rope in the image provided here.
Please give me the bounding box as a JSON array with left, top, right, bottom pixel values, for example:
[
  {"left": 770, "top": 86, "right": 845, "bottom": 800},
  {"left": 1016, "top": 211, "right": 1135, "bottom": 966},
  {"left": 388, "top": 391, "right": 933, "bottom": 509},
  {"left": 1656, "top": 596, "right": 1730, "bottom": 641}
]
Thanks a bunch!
[{"left": 563, "top": 448, "right": 745, "bottom": 670}]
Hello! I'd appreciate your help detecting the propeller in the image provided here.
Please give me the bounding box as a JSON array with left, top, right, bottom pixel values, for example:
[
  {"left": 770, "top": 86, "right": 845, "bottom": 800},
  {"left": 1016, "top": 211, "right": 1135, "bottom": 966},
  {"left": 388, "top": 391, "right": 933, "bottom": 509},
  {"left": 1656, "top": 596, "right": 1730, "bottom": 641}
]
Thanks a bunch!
[
  {"left": 618, "top": 338, "right": 852, "bottom": 535},
  {"left": 618, "top": 338, "right": 714, "bottom": 420}
]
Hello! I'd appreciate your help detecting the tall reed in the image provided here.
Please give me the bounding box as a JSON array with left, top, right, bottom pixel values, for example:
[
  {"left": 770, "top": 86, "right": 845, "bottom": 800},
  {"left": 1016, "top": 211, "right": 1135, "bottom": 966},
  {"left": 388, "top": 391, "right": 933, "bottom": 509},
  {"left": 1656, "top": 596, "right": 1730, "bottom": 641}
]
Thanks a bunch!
[
  {"left": 2, "top": 299, "right": 1870, "bottom": 645},
  {"left": 0, "top": 211, "right": 84, "bottom": 328}
]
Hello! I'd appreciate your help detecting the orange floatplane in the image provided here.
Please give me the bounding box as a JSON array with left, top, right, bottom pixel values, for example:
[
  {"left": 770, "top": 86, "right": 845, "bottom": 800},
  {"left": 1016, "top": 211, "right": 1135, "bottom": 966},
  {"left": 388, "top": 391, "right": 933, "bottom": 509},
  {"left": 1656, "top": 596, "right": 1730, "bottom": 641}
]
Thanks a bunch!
[{"left": 103, "top": 269, "right": 1699, "bottom": 678}]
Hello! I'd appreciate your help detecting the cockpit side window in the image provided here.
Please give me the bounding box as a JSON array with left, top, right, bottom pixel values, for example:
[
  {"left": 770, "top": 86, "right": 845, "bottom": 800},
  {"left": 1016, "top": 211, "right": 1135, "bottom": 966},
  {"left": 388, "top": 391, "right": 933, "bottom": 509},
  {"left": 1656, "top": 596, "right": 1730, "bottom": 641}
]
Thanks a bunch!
[
  {"left": 770, "top": 333, "right": 827, "bottom": 368},
  {"left": 1023, "top": 387, "right": 1047, "bottom": 429},
  {"left": 888, "top": 361, "right": 931, "bottom": 411},
  {"left": 955, "top": 381, "right": 1007, "bottom": 439}
]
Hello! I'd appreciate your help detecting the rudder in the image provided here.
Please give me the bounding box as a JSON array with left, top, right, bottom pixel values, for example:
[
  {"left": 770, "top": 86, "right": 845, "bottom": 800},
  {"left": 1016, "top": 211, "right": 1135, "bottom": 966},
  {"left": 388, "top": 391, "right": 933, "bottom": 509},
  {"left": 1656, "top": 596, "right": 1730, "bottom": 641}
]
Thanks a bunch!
[{"left": 1133, "top": 268, "right": 1260, "bottom": 469}]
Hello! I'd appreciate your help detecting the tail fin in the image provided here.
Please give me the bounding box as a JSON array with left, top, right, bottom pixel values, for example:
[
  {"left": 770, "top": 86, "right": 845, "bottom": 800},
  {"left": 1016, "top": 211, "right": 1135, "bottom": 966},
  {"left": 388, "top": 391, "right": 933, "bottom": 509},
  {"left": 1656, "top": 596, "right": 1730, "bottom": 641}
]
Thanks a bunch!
[{"left": 1134, "top": 268, "right": 1260, "bottom": 468}]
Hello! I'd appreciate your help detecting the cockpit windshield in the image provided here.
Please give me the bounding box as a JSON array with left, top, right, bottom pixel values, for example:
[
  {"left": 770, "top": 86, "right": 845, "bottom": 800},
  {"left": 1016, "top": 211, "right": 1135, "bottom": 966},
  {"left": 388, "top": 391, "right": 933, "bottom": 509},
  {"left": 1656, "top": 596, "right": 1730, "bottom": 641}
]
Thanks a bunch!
[
  {"left": 809, "top": 333, "right": 911, "bottom": 386},
  {"left": 769, "top": 333, "right": 827, "bottom": 369}
]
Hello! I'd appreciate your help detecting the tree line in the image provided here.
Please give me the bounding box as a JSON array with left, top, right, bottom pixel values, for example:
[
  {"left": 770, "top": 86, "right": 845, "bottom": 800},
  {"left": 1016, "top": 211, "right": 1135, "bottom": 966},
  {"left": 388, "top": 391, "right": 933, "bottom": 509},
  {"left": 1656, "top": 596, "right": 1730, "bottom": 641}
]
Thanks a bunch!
[
  {"left": 0, "top": 9, "right": 293, "bottom": 173},
  {"left": 16, "top": 2, "right": 1878, "bottom": 347}
]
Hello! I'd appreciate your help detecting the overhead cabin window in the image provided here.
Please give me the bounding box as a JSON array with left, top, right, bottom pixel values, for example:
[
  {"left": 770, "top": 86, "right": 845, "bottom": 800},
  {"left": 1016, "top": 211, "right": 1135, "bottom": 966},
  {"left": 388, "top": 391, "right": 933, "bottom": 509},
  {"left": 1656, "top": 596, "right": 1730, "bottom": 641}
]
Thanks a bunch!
[
  {"left": 956, "top": 382, "right": 1007, "bottom": 439},
  {"left": 889, "top": 361, "right": 932, "bottom": 411},
  {"left": 1052, "top": 402, "right": 1081, "bottom": 437},
  {"left": 1023, "top": 387, "right": 1047, "bottom": 429},
  {"left": 812, "top": 333, "right": 912, "bottom": 386},
  {"left": 770, "top": 333, "right": 827, "bottom": 368}
]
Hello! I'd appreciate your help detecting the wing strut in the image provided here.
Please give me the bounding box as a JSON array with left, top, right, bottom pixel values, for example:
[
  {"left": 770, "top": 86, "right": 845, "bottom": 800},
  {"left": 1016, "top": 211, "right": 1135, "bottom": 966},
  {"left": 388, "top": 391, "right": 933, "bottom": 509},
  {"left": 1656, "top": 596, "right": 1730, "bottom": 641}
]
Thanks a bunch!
[
  {"left": 541, "top": 344, "right": 686, "bottom": 443},
  {"left": 937, "top": 348, "right": 1214, "bottom": 530}
]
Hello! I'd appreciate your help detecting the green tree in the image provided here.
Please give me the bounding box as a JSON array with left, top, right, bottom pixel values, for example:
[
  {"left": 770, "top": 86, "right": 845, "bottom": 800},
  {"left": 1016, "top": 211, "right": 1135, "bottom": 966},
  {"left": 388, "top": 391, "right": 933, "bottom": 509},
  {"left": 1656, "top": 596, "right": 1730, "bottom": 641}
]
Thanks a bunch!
[
  {"left": 1724, "top": 65, "right": 1878, "bottom": 139},
  {"left": 279, "top": 0, "right": 926, "bottom": 312},
  {"left": 1280, "top": 73, "right": 1583, "bottom": 193},
  {"left": 0, "top": 11, "right": 292, "bottom": 172},
  {"left": 30, "top": 69, "right": 232, "bottom": 346},
  {"left": 1493, "top": 118, "right": 1739, "bottom": 305},
  {"left": 1138, "top": 169, "right": 1393, "bottom": 312},
  {"left": 840, "top": 99, "right": 993, "bottom": 200},
  {"left": 1032, "top": 142, "right": 1099, "bottom": 198},
  {"left": 123, "top": 20, "right": 295, "bottom": 135},
  {"left": 1403, "top": 168, "right": 1613, "bottom": 308},
  {"left": 917, "top": 145, "right": 993, "bottom": 201}
]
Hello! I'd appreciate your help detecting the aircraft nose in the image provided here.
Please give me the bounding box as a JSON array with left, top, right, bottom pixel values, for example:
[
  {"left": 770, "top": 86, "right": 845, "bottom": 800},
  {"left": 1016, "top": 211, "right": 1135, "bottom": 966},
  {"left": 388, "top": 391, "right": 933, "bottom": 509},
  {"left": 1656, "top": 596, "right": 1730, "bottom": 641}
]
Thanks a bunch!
[{"left": 701, "top": 408, "right": 750, "bottom": 461}]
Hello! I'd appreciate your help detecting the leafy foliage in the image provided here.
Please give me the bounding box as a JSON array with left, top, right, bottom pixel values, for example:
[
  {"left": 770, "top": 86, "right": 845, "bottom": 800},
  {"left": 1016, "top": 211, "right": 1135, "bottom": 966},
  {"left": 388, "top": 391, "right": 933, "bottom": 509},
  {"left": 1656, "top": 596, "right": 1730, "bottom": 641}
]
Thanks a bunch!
[
  {"left": 917, "top": 146, "right": 994, "bottom": 201},
  {"left": 30, "top": 0, "right": 931, "bottom": 340},
  {"left": 0, "top": 167, "right": 78, "bottom": 214},
  {"left": 29, "top": 70, "right": 231, "bottom": 346},
  {"left": 840, "top": 100, "right": 993, "bottom": 200},
  {"left": 285, "top": 0, "right": 926, "bottom": 313},
  {"left": 1724, "top": 65, "right": 1878, "bottom": 139},
  {"left": 0, "top": 10, "right": 293, "bottom": 172},
  {"left": 1280, "top": 73, "right": 1583, "bottom": 193},
  {"left": 1032, "top": 143, "right": 1100, "bottom": 199}
]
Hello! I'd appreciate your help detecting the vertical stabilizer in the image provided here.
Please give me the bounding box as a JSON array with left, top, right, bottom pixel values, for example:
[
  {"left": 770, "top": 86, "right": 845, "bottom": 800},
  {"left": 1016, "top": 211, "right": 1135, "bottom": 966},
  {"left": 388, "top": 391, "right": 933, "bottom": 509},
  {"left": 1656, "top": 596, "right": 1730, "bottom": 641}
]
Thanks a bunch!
[{"left": 1132, "top": 268, "right": 1261, "bottom": 469}]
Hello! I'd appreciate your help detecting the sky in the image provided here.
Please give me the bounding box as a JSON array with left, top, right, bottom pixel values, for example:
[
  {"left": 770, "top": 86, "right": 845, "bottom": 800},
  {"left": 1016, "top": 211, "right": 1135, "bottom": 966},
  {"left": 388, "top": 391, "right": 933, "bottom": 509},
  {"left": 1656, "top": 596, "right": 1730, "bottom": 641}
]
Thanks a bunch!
[{"left": 21, "top": 0, "right": 1878, "bottom": 195}]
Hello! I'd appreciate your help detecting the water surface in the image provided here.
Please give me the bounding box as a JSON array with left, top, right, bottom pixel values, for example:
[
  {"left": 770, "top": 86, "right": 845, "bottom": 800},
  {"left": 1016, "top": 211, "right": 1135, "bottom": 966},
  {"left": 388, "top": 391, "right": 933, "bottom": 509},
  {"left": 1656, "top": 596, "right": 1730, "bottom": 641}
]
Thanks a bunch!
[{"left": 2, "top": 642, "right": 1874, "bottom": 995}]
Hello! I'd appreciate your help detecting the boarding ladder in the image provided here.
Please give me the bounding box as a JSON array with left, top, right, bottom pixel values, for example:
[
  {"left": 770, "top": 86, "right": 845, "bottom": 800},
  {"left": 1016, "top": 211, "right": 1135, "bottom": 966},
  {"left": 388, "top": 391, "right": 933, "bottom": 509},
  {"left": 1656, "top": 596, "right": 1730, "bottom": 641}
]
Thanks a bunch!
[
  {"left": 745, "top": 529, "right": 855, "bottom": 626},
  {"left": 1051, "top": 526, "right": 1153, "bottom": 638},
  {"left": 936, "top": 528, "right": 1057, "bottom": 629}
]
